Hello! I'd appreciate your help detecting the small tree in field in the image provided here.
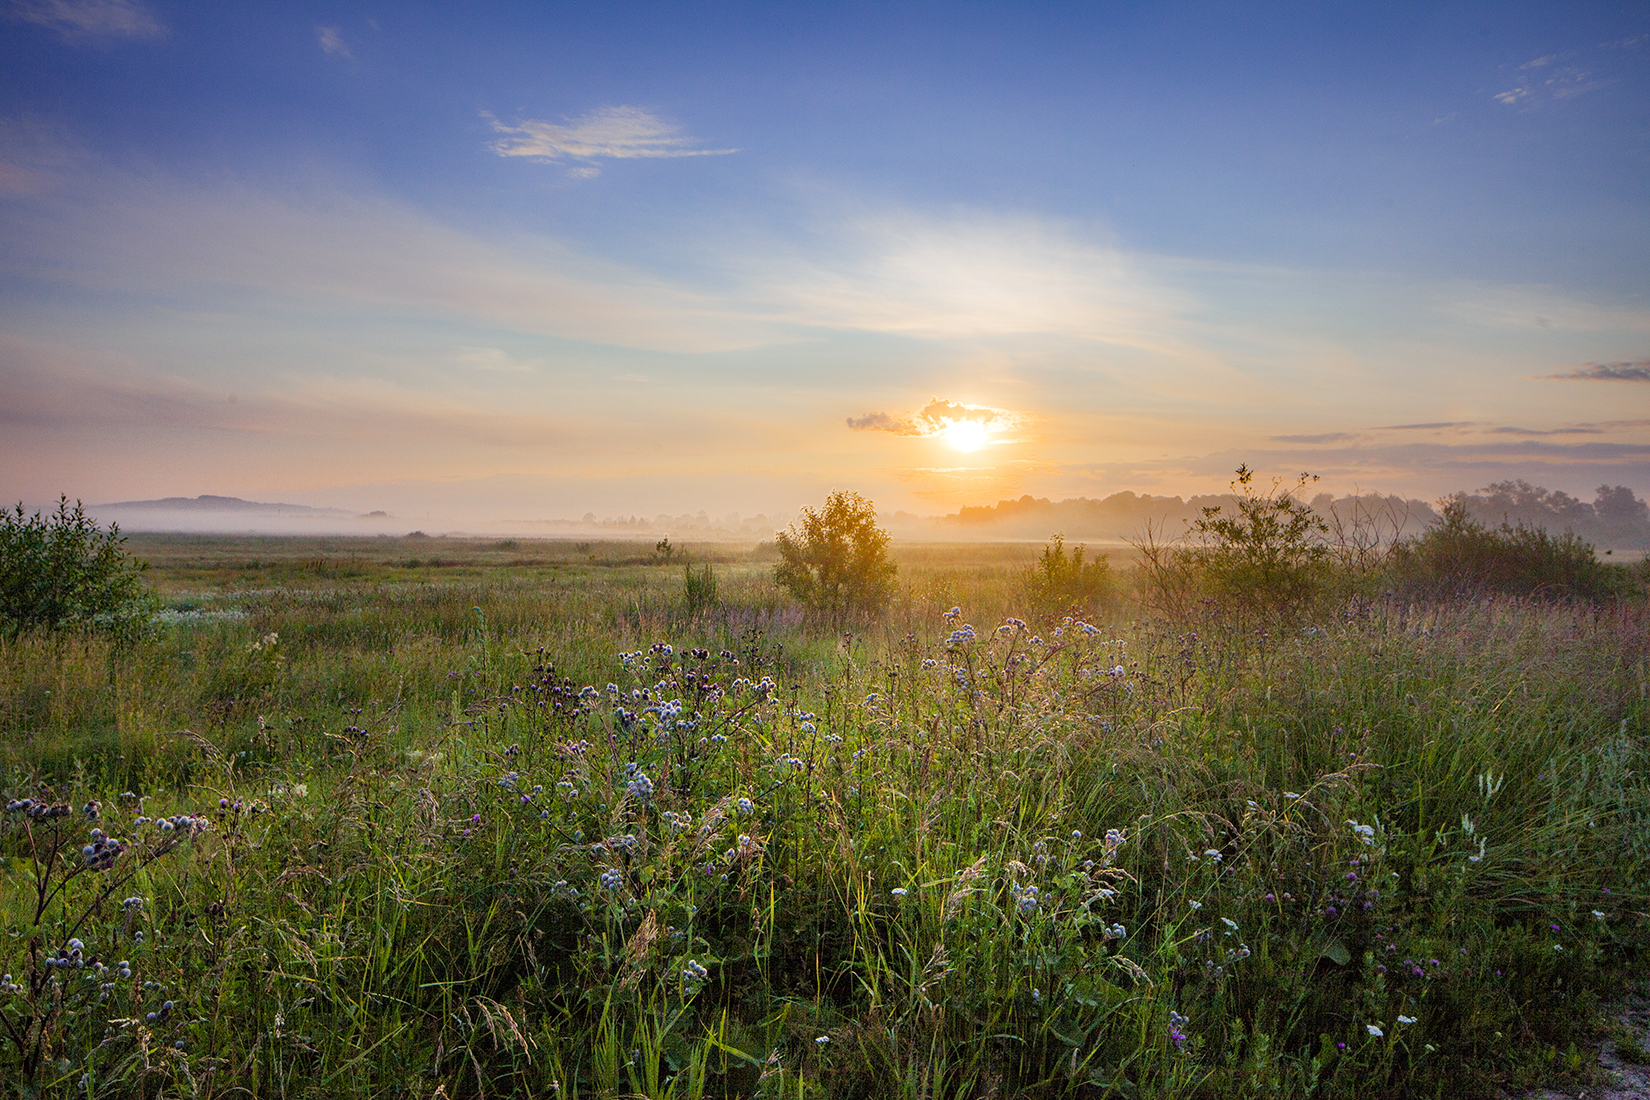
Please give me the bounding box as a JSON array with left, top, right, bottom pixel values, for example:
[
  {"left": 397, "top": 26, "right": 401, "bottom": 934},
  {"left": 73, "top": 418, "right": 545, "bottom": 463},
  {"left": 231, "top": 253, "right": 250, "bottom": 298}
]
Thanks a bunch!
[
  {"left": 774, "top": 490, "right": 897, "bottom": 615},
  {"left": 1187, "top": 466, "right": 1330, "bottom": 613},
  {"left": 0, "top": 497, "right": 154, "bottom": 639}
]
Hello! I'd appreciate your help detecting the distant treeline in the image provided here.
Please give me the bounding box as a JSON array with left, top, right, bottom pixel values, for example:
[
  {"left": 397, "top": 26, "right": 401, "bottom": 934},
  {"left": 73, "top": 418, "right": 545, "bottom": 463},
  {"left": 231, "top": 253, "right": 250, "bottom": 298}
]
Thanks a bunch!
[{"left": 931, "top": 480, "right": 1650, "bottom": 550}]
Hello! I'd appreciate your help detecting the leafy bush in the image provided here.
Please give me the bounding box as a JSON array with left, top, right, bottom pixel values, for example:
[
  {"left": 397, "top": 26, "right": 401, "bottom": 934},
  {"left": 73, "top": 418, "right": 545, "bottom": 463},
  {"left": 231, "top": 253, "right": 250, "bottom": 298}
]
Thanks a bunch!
[
  {"left": 1135, "top": 466, "right": 1333, "bottom": 617},
  {"left": 1025, "top": 533, "right": 1112, "bottom": 614},
  {"left": 683, "top": 561, "right": 717, "bottom": 616},
  {"left": 0, "top": 498, "right": 154, "bottom": 639},
  {"left": 1387, "top": 498, "right": 1618, "bottom": 600},
  {"left": 773, "top": 489, "right": 897, "bottom": 615}
]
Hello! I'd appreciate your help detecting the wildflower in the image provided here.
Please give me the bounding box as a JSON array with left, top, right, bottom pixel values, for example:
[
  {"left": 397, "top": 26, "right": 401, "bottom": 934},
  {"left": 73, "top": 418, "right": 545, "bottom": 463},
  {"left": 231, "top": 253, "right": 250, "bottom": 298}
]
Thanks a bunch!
[
  {"left": 1366, "top": 1024, "right": 1383, "bottom": 1038},
  {"left": 600, "top": 868, "right": 624, "bottom": 891},
  {"left": 1593, "top": 910, "right": 1606, "bottom": 921},
  {"left": 1220, "top": 917, "right": 1238, "bottom": 932},
  {"left": 816, "top": 1035, "right": 830, "bottom": 1045},
  {"left": 625, "top": 772, "right": 653, "bottom": 801},
  {"left": 1203, "top": 848, "right": 1223, "bottom": 862},
  {"left": 891, "top": 887, "right": 908, "bottom": 898},
  {"left": 1397, "top": 1015, "right": 1416, "bottom": 1025},
  {"left": 1168, "top": 1010, "right": 1190, "bottom": 1050},
  {"left": 682, "top": 959, "right": 709, "bottom": 983},
  {"left": 1347, "top": 820, "right": 1375, "bottom": 844},
  {"left": 1187, "top": 899, "right": 1202, "bottom": 910},
  {"left": 1016, "top": 886, "right": 1040, "bottom": 915}
]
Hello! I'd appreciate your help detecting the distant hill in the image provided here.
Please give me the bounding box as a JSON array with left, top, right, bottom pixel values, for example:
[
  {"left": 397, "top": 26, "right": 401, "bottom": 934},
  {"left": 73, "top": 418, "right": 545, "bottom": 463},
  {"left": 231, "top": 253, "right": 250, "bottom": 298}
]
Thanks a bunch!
[{"left": 97, "top": 495, "right": 353, "bottom": 516}]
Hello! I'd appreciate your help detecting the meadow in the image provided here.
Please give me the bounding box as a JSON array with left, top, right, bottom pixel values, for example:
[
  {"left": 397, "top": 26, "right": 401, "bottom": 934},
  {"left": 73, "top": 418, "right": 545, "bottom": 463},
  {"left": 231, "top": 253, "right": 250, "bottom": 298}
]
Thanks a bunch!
[{"left": 2, "top": 531, "right": 1647, "bottom": 1099}]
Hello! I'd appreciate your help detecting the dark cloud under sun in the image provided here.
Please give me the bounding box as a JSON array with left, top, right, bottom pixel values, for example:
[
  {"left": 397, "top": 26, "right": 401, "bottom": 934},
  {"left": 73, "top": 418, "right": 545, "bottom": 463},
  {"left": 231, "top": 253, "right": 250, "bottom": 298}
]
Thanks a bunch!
[{"left": 846, "top": 398, "right": 1023, "bottom": 452}]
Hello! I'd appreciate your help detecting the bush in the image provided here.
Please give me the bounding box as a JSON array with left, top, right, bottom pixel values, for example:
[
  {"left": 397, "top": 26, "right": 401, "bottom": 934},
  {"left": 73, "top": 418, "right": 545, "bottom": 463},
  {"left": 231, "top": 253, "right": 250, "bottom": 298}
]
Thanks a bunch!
[
  {"left": 0, "top": 498, "right": 155, "bottom": 639},
  {"left": 1184, "top": 466, "right": 1331, "bottom": 615},
  {"left": 774, "top": 490, "right": 897, "bottom": 615},
  {"left": 1025, "top": 533, "right": 1112, "bottom": 614},
  {"left": 1387, "top": 497, "right": 1618, "bottom": 600}
]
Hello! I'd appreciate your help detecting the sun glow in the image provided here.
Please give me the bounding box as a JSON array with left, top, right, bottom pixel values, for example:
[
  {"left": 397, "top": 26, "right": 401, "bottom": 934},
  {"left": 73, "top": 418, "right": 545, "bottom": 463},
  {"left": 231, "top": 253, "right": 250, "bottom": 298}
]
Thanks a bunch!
[{"left": 941, "top": 419, "right": 989, "bottom": 451}]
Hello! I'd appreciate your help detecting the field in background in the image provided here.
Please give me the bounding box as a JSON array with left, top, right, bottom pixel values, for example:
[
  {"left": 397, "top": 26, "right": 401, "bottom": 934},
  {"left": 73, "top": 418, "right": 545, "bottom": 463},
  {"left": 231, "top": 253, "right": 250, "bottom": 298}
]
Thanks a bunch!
[{"left": 2, "top": 533, "right": 1646, "bottom": 1099}]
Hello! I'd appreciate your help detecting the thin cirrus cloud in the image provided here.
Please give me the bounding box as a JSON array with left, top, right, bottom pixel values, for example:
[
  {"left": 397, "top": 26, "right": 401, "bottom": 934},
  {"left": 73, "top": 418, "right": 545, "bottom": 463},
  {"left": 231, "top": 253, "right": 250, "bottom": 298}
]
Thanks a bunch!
[
  {"left": 1270, "top": 432, "right": 1363, "bottom": 444},
  {"left": 754, "top": 212, "right": 1193, "bottom": 352},
  {"left": 487, "top": 106, "right": 738, "bottom": 177},
  {"left": 7, "top": 0, "right": 164, "bottom": 39},
  {"left": 316, "top": 26, "right": 351, "bottom": 59},
  {"left": 0, "top": 156, "right": 777, "bottom": 354},
  {"left": 1550, "top": 360, "right": 1650, "bottom": 382}
]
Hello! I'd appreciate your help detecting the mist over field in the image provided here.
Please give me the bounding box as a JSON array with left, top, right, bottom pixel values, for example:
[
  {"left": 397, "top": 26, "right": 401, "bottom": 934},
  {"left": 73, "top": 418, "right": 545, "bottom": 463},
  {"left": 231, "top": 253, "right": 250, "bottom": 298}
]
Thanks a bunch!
[{"left": 4, "top": 4, "right": 1650, "bottom": 1096}]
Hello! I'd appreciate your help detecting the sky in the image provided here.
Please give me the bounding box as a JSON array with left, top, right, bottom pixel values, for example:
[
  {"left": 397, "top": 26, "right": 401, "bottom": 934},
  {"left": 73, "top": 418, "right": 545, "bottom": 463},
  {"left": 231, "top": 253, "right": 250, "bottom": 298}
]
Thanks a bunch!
[{"left": 1, "top": 0, "right": 1647, "bottom": 527}]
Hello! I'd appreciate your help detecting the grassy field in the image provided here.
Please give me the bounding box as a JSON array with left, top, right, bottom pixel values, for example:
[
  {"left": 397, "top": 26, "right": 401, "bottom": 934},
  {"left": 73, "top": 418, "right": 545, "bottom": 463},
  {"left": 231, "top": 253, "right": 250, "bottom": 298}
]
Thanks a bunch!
[{"left": 2, "top": 534, "right": 1647, "bottom": 1098}]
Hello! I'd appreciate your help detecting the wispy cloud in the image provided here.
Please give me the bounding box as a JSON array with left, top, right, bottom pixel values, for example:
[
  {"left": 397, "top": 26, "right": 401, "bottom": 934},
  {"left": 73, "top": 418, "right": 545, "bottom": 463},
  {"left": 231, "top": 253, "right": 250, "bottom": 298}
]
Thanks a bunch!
[
  {"left": 317, "top": 26, "right": 351, "bottom": 59},
  {"left": 8, "top": 0, "right": 163, "bottom": 39},
  {"left": 755, "top": 212, "right": 1191, "bottom": 350},
  {"left": 1271, "top": 432, "right": 1362, "bottom": 444},
  {"left": 453, "top": 347, "right": 535, "bottom": 373},
  {"left": 1550, "top": 361, "right": 1650, "bottom": 382},
  {"left": 487, "top": 106, "right": 737, "bottom": 177},
  {"left": 0, "top": 162, "right": 775, "bottom": 353},
  {"left": 1488, "top": 425, "right": 1602, "bottom": 436},
  {"left": 1495, "top": 48, "right": 1608, "bottom": 107}
]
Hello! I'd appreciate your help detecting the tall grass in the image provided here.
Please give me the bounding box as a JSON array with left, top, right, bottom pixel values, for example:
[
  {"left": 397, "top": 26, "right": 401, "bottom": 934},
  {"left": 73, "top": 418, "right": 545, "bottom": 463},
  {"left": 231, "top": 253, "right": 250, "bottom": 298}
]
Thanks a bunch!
[{"left": 1, "top": 537, "right": 1645, "bottom": 1098}]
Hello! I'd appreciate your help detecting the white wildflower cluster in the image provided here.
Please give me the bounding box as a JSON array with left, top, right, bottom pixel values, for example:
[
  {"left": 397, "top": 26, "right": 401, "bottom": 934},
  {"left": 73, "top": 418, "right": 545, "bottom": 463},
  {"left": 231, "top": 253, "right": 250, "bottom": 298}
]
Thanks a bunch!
[
  {"left": 81, "top": 828, "right": 125, "bottom": 871},
  {"left": 624, "top": 770, "right": 654, "bottom": 802},
  {"left": 730, "top": 675, "right": 777, "bottom": 697},
  {"left": 1347, "top": 820, "right": 1376, "bottom": 845},
  {"left": 6, "top": 798, "right": 71, "bottom": 820}
]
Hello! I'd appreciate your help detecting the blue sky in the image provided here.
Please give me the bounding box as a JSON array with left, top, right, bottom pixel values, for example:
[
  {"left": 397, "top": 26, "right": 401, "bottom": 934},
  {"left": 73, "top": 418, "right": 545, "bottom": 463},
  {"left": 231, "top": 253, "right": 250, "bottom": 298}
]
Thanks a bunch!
[{"left": 2, "top": 0, "right": 1646, "bottom": 524}]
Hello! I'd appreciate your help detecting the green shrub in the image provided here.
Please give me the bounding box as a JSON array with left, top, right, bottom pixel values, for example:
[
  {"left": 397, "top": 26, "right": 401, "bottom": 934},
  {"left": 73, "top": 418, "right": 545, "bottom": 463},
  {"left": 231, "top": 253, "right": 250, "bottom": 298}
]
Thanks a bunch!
[
  {"left": 773, "top": 489, "right": 897, "bottom": 615},
  {"left": 1387, "top": 498, "right": 1617, "bottom": 600},
  {"left": 1186, "top": 466, "right": 1331, "bottom": 615},
  {"left": 1025, "top": 532, "right": 1112, "bottom": 614},
  {"left": 0, "top": 498, "right": 155, "bottom": 639}
]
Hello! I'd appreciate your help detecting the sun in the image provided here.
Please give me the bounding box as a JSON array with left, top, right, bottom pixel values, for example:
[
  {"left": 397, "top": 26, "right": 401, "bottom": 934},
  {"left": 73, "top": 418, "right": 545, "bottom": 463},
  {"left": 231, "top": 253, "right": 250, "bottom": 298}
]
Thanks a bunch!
[{"left": 941, "top": 419, "right": 989, "bottom": 452}]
